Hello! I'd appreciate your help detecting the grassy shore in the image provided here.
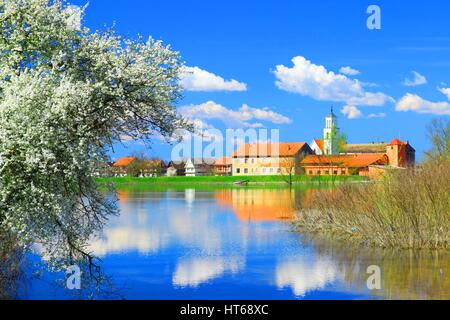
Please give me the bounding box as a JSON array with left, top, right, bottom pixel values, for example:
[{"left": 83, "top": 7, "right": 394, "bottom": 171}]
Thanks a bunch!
[
  {"left": 295, "top": 159, "right": 450, "bottom": 249},
  {"left": 97, "top": 174, "right": 367, "bottom": 188}
]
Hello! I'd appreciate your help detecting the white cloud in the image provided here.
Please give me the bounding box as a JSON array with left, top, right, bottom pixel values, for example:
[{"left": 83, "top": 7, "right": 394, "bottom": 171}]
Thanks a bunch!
[
  {"left": 341, "top": 105, "right": 363, "bottom": 119},
  {"left": 403, "top": 71, "right": 427, "bottom": 87},
  {"left": 396, "top": 93, "right": 450, "bottom": 115},
  {"left": 180, "top": 66, "right": 247, "bottom": 92},
  {"left": 274, "top": 56, "right": 392, "bottom": 106},
  {"left": 438, "top": 87, "right": 450, "bottom": 100},
  {"left": 179, "top": 101, "right": 292, "bottom": 128},
  {"left": 339, "top": 66, "right": 360, "bottom": 76},
  {"left": 367, "top": 112, "right": 386, "bottom": 119}
]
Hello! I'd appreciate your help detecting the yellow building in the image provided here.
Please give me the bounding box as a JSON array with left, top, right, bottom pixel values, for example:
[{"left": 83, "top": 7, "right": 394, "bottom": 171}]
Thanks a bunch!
[{"left": 231, "top": 142, "right": 312, "bottom": 176}]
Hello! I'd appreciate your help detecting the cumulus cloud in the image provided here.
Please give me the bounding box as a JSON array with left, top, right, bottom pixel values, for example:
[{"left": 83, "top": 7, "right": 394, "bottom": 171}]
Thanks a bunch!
[
  {"left": 339, "top": 66, "right": 360, "bottom": 76},
  {"left": 438, "top": 87, "right": 450, "bottom": 100},
  {"left": 180, "top": 66, "right": 247, "bottom": 92},
  {"left": 274, "top": 56, "right": 392, "bottom": 107},
  {"left": 403, "top": 71, "right": 427, "bottom": 87},
  {"left": 179, "top": 101, "right": 292, "bottom": 128},
  {"left": 341, "top": 105, "right": 363, "bottom": 119},
  {"left": 396, "top": 93, "right": 450, "bottom": 115}
]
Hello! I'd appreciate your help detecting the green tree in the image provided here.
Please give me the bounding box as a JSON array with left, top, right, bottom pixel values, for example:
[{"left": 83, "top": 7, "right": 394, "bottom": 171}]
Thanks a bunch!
[{"left": 320, "top": 125, "right": 348, "bottom": 184}]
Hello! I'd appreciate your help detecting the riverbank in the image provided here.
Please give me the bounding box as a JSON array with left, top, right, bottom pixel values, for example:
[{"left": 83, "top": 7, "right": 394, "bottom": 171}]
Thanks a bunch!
[{"left": 97, "top": 175, "right": 367, "bottom": 188}]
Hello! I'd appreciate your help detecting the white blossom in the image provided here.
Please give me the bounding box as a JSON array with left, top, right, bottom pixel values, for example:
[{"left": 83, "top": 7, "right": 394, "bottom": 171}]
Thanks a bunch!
[{"left": 0, "top": 0, "right": 188, "bottom": 266}]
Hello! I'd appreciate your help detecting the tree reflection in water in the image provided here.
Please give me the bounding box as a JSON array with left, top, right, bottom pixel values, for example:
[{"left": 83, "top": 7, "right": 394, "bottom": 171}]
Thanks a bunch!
[
  {"left": 0, "top": 202, "right": 123, "bottom": 300},
  {"left": 299, "top": 235, "right": 450, "bottom": 300},
  {"left": 0, "top": 230, "right": 25, "bottom": 299}
]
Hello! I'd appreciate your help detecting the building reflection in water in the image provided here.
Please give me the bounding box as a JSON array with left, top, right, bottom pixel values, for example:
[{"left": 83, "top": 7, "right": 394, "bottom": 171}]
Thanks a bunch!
[{"left": 215, "top": 188, "right": 302, "bottom": 221}]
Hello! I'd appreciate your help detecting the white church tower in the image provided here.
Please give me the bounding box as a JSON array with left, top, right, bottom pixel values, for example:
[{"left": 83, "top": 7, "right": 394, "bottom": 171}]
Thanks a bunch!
[{"left": 323, "top": 107, "right": 339, "bottom": 155}]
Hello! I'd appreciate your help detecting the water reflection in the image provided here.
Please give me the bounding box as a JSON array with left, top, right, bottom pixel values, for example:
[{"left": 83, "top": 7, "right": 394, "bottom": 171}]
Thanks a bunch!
[
  {"left": 302, "top": 236, "right": 450, "bottom": 300},
  {"left": 275, "top": 256, "right": 338, "bottom": 297},
  {"left": 215, "top": 189, "right": 299, "bottom": 221},
  {"left": 173, "top": 257, "right": 244, "bottom": 288},
  {"left": 13, "top": 187, "right": 450, "bottom": 299}
]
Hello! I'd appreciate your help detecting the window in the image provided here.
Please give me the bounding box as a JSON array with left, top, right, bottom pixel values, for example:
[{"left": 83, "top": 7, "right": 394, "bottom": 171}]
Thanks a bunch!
[
  {"left": 318, "top": 170, "right": 321, "bottom": 175},
  {"left": 325, "top": 170, "right": 329, "bottom": 175},
  {"left": 277, "top": 168, "right": 281, "bottom": 173},
  {"left": 236, "top": 168, "right": 241, "bottom": 174},
  {"left": 252, "top": 158, "right": 255, "bottom": 164},
  {"left": 334, "top": 170, "right": 338, "bottom": 175},
  {"left": 309, "top": 170, "right": 313, "bottom": 175},
  {"left": 270, "top": 168, "right": 274, "bottom": 173},
  {"left": 245, "top": 158, "right": 248, "bottom": 164},
  {"left": 244, "top": 168, "right": 248, "bottom": 174}
]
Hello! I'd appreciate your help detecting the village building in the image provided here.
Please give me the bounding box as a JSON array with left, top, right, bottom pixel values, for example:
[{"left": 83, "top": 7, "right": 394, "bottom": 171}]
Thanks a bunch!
[
  {"left": 139, "top": 159, "right": 167, "bottom": 177},
  {"left": 214, "top": 157, "right": 232, "bottom": 176},
  {"left": 301, "top": 153, "right": 389, "bottom": 176},
  {"left": 310, "top": 139, "right": 324, "bottom": 156},
  {"left": 111, "top": 157, "right": 167, "bottom": 177},
  {"left": 303, "top": 110, "right": 416, "bottom": 178},
  {"left": 112, "top": 157, "right": 136, "bottom": 177},
  {"left": 166, "top": 160, "right": 187, "bottom": 176},
  {"left": 110, "top": 111, "right": 415, "bottom": 180},
  {"left": 232, "top": 142, "right": 313, "bottom": 176},
  {"left": 302, "top": 138, "right": 415, "bottom": 177},
  {"left": 185, "top": 158, "right": 215, "bottom": 177},
  {"left": 93, "top": 161, "right": 114, "bottom": 177},
  {"left": 385, "top": 138, "right": 416, "bottom": 167}
]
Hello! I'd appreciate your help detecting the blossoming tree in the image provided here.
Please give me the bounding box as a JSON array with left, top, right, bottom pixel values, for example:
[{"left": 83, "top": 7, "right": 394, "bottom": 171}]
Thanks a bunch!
[{"left": 0, "top": 0, "right": 188, "bottom": 265}]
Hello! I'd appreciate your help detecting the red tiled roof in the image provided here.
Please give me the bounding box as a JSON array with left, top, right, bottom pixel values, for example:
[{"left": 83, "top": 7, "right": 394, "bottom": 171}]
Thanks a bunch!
[
  {"left": 214, "top": 157, "right": 232, "bottom": 166},
  {"left": 387, "top": 138, "right": 404, "bottom": 146},
  {"left": 113, "top": 157, "right": 136, "bottom": 167},
  {"left": 301, "top": 153, "right": 388, "bottom": 168},
  {"left": 313, "top": 139, "right": 324, "bottom": 151},
  {"left": 232, "top": 142, "right": 308, "bottom": 158}
]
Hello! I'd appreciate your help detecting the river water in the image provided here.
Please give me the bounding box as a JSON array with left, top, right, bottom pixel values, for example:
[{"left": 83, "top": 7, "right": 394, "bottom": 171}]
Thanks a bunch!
[{"left": 19, "top": 187, "right": 450, "bottom": 300}]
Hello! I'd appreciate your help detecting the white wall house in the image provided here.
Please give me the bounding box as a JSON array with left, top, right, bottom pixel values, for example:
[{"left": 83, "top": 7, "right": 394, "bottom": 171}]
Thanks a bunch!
[
  {"left": 185, "top": 158, "right": 212, "bottom": 177},
  {"left": 166, "top": 166, "right": 178, "bottom": 177},
  {"left": 310, "top": 139, "right": 323, "bottom": 155}
]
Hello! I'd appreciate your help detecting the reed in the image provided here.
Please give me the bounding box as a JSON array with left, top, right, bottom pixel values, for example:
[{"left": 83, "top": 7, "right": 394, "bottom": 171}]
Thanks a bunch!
[{"left": 295, "top": 159, "right": 450, "bottom": 249}]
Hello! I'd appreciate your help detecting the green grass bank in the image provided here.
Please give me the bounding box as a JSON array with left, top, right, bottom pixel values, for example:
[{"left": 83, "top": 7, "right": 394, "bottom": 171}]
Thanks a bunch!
[{"left": 97, "top": 174, "right": 367, "bottom": 188}]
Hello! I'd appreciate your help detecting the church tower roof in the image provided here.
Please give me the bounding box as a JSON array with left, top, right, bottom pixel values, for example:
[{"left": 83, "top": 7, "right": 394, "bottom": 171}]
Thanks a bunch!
[{"left": 328, "top": 106, "right": 337, "bottom": 118}]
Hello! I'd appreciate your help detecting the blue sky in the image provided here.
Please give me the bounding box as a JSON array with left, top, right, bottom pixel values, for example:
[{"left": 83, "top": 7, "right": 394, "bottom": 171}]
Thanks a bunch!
[{"left": 72, "top": 0, "right": 450, "bottom": 161}]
